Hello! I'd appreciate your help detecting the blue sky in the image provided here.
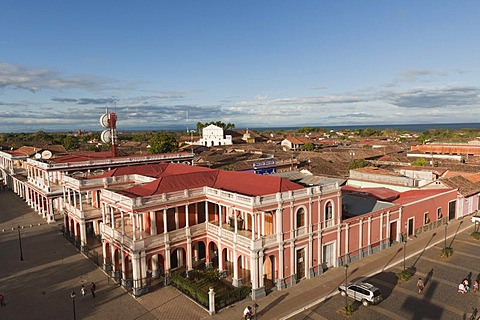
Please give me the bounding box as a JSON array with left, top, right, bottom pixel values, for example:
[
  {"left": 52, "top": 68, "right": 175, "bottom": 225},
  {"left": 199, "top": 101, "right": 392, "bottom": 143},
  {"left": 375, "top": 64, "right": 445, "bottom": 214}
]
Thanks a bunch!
[{"left": 1, "top": 1, "right": 479, "bottom": 132}]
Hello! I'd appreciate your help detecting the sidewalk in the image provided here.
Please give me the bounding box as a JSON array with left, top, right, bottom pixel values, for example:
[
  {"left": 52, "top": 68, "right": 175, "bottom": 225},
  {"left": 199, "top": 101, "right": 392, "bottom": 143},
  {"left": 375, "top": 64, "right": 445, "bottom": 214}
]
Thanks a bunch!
[{"left": 208, "top": 217, "right": 473, "bottom": 320}]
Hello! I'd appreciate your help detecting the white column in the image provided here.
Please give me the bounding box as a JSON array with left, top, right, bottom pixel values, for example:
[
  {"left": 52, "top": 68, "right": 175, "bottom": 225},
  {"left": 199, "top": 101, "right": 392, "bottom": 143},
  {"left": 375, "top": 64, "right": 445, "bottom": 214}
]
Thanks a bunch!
[
  {"left": 132, "top": 214, "right": 136, "bottom": 241},
  {"left": 258, "top": 250, "right": 265, "bottom": 287},
  {"left": 261, "top": 211, "right": 265, "bottom": 235},
  {"left": 251, "top": 213, "right": 255, "bottom": 240},
  {"left": 250, "top": 252, "right": 258, "bottom": 289},
  {"left": 219, "top": 204, "right": 222, "bottom": 227},
  {"left": 276, "top": 208, "right": 282, "bottom": 242},
  {"left": 187, "top": 239, "right": 193, "bottom": 271},
  {"left": 257, "top": 214, "right": 261, "bottom": 239},
  {"left": 218, "top": 242, "right": 224, "bottom": 271},
  {"left": 278, "top": 244, "right": 284, "bottom": 280},
  {"left": 79, "top": 192, "right": 83, "bottom": 212},
  {"left": 150, "top": 211, "right": 157, "bottom": 235},
  {"left": 185, "top": 204, "right": 190, "bottom": 228}
]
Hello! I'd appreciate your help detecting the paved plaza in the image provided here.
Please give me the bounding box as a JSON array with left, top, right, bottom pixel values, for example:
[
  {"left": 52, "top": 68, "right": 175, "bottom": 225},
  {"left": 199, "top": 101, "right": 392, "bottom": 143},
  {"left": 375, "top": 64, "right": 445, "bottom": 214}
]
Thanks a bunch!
[
  {"left": 2, "top": 188, "right": 479, "bottom": 320},
  {"left": 212, "top": 213, "right": 478, "bottom": 320},
  {"left": 0, "top": 190, "right": 206, "bottom": 320}
]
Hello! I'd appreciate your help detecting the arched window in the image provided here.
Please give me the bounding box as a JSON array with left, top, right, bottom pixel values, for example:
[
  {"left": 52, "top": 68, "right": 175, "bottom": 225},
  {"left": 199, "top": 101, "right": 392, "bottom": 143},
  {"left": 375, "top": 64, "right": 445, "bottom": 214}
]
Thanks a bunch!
[
  {"left": 296, "top": 207, "right": 306, "bottom": 236},
  {"left": 325, "top": 201, "right": 334, "bottom": 227}
]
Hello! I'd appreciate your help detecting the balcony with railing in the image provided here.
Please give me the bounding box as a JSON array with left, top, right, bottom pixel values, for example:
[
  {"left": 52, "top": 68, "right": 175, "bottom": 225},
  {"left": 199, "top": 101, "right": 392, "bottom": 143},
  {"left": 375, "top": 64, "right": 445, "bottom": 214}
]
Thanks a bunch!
[
  {"left": 64, "top": 201, "right": 102, "bottom": 220},
  {"left": 27, "top": 176, "right": 63, "bottom": 194},
  {"left": 101, "top": 183, "right": 340, "bottom": 212},
  {"left": 207, "top": 220, "right": 277, "bottom": 250}
]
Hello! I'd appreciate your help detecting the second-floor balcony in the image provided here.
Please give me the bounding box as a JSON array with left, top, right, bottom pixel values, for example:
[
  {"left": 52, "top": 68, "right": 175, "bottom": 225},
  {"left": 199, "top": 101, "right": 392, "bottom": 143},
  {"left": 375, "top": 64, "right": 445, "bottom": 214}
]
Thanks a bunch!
[
  {"left": 101, "top": 219, "right": 278, "bottom": 253},
  {"left": 28, "top": 176, "right": 63, "bottom": 194},
  {"left": 65, "top": 201, "right": 102, "bottom": 220}
]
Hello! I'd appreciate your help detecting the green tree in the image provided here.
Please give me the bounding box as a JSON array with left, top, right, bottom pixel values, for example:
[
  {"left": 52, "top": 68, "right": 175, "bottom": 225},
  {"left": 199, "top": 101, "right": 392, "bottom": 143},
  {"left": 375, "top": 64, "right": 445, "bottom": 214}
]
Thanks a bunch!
[
  {"left": 411, "top": 157, "right": 427, "bottom": 166},
  {"left": 196, "top": 121, "right": 235, "bottom": 132},
  {"left": 301, "top": 142, "right": 315, "bottom": 151},
  {"left": 63, "top": 135, "right": 80, "bottom": 150},
  {"left": 348, "top": 159, "right": 368, "bottom": 170},
  {"left": 149, "top": 132, "right": 178, "bottom": 154}
]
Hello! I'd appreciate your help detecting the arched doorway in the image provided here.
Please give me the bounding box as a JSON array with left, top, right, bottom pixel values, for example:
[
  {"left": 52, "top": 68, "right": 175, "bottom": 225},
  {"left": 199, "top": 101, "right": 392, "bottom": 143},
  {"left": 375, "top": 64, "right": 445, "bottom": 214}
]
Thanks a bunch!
[
  {"left": 193, "top": 241, "right": 206, "bottom": 268},
  {"left": 171, "top": 248, "right": 186, "bottom": 270},
  {"left": 264, "top": 255, "right": 276, "bottom": 292},
  {"left": 148, "top": 253, "right": 165, "bottom": 278},
  {"left": 208, "top": 242, "right": 219, "bottom": 268},
  {"left": 123, "top": 254, "right": 132, "bottom": 287},
  {"left": 105, "top": 242, "right": 111, "bottom": 265}
]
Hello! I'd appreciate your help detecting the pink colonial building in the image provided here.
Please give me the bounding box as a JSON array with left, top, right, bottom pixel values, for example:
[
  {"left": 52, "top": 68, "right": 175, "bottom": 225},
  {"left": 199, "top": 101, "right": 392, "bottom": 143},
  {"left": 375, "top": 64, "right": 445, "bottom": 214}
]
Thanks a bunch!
[
  {"left": 64, "top": 162, "right": 342, "bottom": 298},
  {"left": 63, "top": 161, "right": 459, "bottom": 300}
]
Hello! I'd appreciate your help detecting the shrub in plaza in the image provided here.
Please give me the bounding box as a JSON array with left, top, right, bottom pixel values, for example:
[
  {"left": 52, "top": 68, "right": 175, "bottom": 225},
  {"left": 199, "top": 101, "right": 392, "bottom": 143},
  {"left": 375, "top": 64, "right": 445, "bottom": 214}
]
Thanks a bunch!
[
  {"left": 471, "top": 231, "right": 480, "bottom": 240},
  {"left": 338, "top": 303, "right": 355, "bottom": 316},
  {"left": 171, "top": 269, "right": 250, "bottom": 310},
  {"left": 440, "top": 247, "right": 454, "bottom": 257},
  {"left": 397, "top": 269, "right": 413, "bottom": 281}
]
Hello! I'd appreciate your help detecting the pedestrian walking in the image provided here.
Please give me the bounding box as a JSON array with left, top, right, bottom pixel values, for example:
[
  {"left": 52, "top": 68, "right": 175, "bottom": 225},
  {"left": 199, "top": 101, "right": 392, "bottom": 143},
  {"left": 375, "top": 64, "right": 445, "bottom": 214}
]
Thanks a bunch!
[
  {"left": 474, "top": 280, "right": 479, "bottom": 292},
  {"left": 90, "top": 282, "right": 96, "bottom": 298},
  {"left": 81, "top": 285, "right": 86, "bottom": 301},
  {"left": 0, "top": 293, "right": 5, "bottom": 306},
  {"left": 417, "top": 277, "right": 425, "bottom": 294}
]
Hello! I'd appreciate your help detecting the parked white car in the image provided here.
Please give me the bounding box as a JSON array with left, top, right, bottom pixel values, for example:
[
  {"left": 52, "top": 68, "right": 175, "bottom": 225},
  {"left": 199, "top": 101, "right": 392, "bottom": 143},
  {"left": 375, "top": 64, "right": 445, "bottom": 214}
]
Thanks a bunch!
[{"left": 338, "top": 281, "right": 383, "bottom": 306}]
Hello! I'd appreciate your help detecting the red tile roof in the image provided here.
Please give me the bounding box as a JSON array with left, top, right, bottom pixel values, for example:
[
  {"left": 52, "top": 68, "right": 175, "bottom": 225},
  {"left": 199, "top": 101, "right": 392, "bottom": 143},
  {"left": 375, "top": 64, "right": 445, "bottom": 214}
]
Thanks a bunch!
[
  {"left": 342, "top": 185, "right": 400, "bottom": 201},
  {"left": 110, "top": 163, "right": 304, "bottom": 197},
  {"left": 393, "top": 188, "right": 453, "bottom": 205},
  {"left": 52, "top": 151, "right": 192, "bottom": 164}
]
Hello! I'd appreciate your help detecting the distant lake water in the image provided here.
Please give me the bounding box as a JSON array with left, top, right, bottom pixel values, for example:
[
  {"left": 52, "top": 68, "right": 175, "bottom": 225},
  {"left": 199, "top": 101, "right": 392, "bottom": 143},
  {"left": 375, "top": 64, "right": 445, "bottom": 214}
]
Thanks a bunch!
[{"left": 249, "top": 123, "right": 480, "bottom": 133}]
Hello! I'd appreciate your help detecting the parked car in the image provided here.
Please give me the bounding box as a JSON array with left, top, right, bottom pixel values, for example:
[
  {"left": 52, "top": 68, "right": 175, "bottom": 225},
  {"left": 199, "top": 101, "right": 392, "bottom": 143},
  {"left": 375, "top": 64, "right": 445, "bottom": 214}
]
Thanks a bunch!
[{"left": 338, "top": 281, "right": 383, "bottom": 306}]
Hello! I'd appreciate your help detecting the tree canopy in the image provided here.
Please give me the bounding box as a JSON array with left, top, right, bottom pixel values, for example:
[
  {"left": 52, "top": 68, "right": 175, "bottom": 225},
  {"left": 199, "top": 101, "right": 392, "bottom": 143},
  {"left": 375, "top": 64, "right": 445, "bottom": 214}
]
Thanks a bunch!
[
  {"left": 148, "top": 132, "right": 178, "bottom": 154},
  {"left": 196, "top": 121, "right": 235, "bottom": 132}
]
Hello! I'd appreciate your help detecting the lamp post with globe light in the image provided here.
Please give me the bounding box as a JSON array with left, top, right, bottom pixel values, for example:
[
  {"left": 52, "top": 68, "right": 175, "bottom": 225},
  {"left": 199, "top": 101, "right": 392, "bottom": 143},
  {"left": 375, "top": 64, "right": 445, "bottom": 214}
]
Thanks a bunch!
[
  {"left": 70, "top": 290, "right": 76, "bottom": 320},
  {"left": 444, "top": 221, "right": 449, "bottom": 252},
  {"left": 344, "top": 264, "right": 349, "bottom": 311},
  {"left": 17, "top": 225, "right": 24, "bottom": 261}
]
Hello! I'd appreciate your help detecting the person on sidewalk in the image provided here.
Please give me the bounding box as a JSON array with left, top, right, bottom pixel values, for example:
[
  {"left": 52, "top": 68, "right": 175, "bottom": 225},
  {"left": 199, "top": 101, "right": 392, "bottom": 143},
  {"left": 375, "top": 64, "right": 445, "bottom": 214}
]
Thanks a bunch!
[
  {"left": 459, "top": 282, "right": 467, "bottom": 294},
  {"left": 90, "top": 282, "right": 96, "bottom": 298},
  {"left": 474, "top": 280, "right": 479, "bottom": 292},
  {"left": 417, "top": 277, "right": 425, "bottom": 294},
  {"left": 243, "top": 306, "right": 253, "bottom": 320},
  {"left": 81, "top": 285, "right": 86, "bottom": 302},
  {"left": 0, "top": 293, "right": 5, "bottom": 306}
]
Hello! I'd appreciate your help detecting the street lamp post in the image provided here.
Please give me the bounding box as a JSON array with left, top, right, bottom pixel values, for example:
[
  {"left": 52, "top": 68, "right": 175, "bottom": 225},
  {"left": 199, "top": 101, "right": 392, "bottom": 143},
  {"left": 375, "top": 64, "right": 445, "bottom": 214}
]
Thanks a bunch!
[
  {"left": 70, "top": 290, "right": 76, "bottom": 320},
  {"left": 17, "top": 225, "right": 23, "bottom": 261},
  {"left": 403, "top": 222, "right": 408, "bottom": 270},
  {"left": 344, "top": 264, "right": 349, "bottom": 310},
  {"left": 444, "top": 221, "right": 449, "bottom": 251}
]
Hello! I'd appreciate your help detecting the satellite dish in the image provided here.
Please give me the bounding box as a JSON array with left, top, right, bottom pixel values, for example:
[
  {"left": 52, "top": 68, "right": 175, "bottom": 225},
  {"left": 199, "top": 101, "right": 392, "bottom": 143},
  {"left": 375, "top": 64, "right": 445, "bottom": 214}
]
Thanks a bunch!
[
  {"left": 41, "top": 150, "right": 52, "bottom": 159},
  {"left": 34, "top": 153, "right": 42, "bottom": 159},
  {"left": 101, "top": 129, "right": 111, "bottom": 143},
  {"left": 100, "top": 113, "right": 110, "bottom": 128}
]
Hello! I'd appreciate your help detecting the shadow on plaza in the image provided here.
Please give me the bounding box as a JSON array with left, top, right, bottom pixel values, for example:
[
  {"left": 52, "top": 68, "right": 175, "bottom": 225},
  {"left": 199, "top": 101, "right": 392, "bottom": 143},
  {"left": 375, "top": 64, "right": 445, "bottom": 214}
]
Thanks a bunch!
[
  {"left": 256, "top": 292, "right": 289, "bottom": 318},
  {"left": 401, "top": 281, "right": 443, "bottom": 320},
  {"left": 0, "top": 230, "right": 79, "bottom": 276},
  {"left": 448, "top": 220, "right": 464, "bottom": 248},
  {"left": 0, "top": 190, "right": 40, "bottom": 225}
]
